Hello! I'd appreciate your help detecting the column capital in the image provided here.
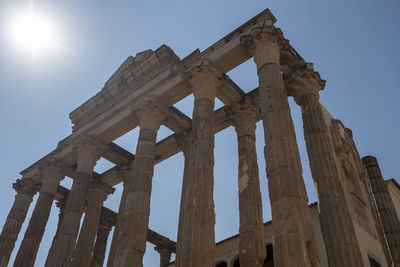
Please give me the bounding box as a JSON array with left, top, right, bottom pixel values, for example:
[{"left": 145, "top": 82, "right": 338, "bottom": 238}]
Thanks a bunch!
[
  {"left": 88, "top": 181, "right": 115, "bottom": 203},
  {"left": 39, "top": 159, "right": 66, "bottom": 194},
  {"left": 240, "top": 24, "right": 288, "bottom": 68},
  {"left": 133, "top": 101, "right": 168, "bottom": 131},
  {"left": 154, "top": 245, "right": 172, "bottom": 267},
  {"left": 183, "top": 59, "right": 222, "bottom": 100},
  {"left": 12, "top": 178, "right": 39, "bottom": 197},
  {"left": 362, "top": 155, "right": 379, "bottom": 168},
  {"left": 154, "top": 245, "right": 172, "bottom": 254},
  {"left": 56, "top": 197, "right": 67, "bottom": 210},
  {"left": 73, "top": 136, "right": 107, "bottom": 173},
  {"left": 284, "top": 63, "right": 326, "bottom": 104},
  {"left": 98, "top": 211, "right": 116, "bottom": 230},
  {"left": 226, "top": 98, "right": 259, "bottom": 137}
]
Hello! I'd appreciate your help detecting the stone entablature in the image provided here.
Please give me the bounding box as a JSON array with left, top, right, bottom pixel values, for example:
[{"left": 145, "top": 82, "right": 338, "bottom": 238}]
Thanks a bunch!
[
  {"left": 1, "top": 7, "right": 398, "bottom": 267},
  {"left": 19, "top": 8, "right": 304, "bottom": 184},
  {"left": 69, "top": 45, "right": 180, "bottom": 132}
]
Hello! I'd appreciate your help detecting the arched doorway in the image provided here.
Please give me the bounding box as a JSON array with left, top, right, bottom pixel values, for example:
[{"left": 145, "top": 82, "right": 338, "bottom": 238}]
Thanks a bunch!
[
  {"left": 215, "top": 261, "right": 227, "bottom": 267},
  {"left": 230, "top": 244, "right": 273, "bottom": 267},
  {"left": 369, "top": 257, "right": 381, "bottom": 267},
  {"left": 263, "top": 244, "right": 274, "bottom": 267}
]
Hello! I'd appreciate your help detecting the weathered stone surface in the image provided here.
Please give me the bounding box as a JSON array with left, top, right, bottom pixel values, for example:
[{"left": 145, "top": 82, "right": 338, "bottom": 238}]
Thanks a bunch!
[
  {"left": 363, "top": 156, "right": 400, "bottom": 266},
  {"left": 1, "top": 8, "right": 397, "bottom": 267},
  {"left": 114, "top": 103, "right": 167, "bottom": 267},
  {"left": 69, "top": 46, "right": 180, "bottom": 133},
  {"left": 155, "top": 246, "right": 172, "bottom": 267},
  {"left": 47, "top": 197, "right": 67, "bottom": 256},
  {"left": 286, "top": 63, "right": 363, "bottom": 267},
  {"left": 241, "top": 25, "right": 321, "bottom": 267},
  {"left": 230, "top": 99, "right": 266, "bottom": 267},
  {"left": 14, "top": 162, "right": 65, "bottom": 267},
  {"left": 45, "top": 137, "right": 106, "bottom": 267},
  {"left": 90, "top": 211, "right": 115, "bottom": 267},
  {"left": 0, "top": 178, "right": 39, "bottom": 267},
  {"left": 72, "top": 181, "right": 114, "bottom": 267},
  {"left": 175, "top": 60, "right": 220, "bottom": 267},
  {"left": 106, "top": 171, "right": 129, "bottom": 267},
  {"left": 175, "top": 132, "right": 190, "bottom": 266}
]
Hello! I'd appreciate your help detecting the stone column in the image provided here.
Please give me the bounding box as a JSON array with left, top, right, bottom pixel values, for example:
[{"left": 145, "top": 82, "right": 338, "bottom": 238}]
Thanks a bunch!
[
  {"left": 363, "top": 156, "right": 400, "bottom": 266},
  {"left": 45, "top": 137, "right": 105, "bottom": 267},
  {"left": 175, "top": 60, "right": 219, "bottom": 267},
  {"left": 175, "top": 132, "right": 190, "bottom": 262},
  {"left": 50, "top": 197, "right": 67, "bottom": 246},
  {"left": 155, "top": 246, "right": 172, "bottom": 267},
  {"left": 229, "top": 99, "right": 266, "bottom": 267},
  {"left": 55, "top": 198, "right": 66, "bottom": 233},
  {"left": 90, "top": 211, "right": 115, "bottom": 267},
  {"left": 114, "top": 103, "right": 166, "bottom": 267},
  {"left": 106, "top": 169, "right": 129, "bottom": 267},
  {"left": 14, "top": 162, "right": 65, "bottom": 267},
  {"left": 0, "top": 178, "right": 38, "bottom": 267},
  {"left": 285, "top": 63, "right": 364, "bottom": 267},
  {"left": 241, "top": 24, "right": 321, "bottom": 267},
  {"left": 72, "top": 181, "right": 114, "bottom": 267}
]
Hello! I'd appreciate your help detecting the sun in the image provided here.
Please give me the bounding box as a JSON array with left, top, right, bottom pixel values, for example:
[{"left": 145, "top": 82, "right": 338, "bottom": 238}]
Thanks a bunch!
[{"left": 9, "top": 12, "right": 55, "bottom": 53}]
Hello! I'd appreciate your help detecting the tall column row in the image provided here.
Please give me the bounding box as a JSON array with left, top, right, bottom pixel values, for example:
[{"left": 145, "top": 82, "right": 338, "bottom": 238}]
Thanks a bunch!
[
  {"left": 241, "top": 24, "right": 321, "bottom": 267},
  {"left": 114, "top": 104, "right": 166, "bottom": 267},
  {"left": 0, "top": 138, "right": 118, "bottom": 267},
  {"left": 285, "top": 63, "right": 364, "bottom": 267},
  {"left": 0, "top": 178, "right": 39, "bottom": 267},
  {"left": 1, "top": 24, "right": 388, "bottom": 267},
  {"left": 46, "top": 138, "right": 106, "bottom": 267},
  {"left": 14, "top": 162, "right": 65, "bottom": 267},
  {"left": 72, "top": 181, "right": 114, "bottom": 266}
]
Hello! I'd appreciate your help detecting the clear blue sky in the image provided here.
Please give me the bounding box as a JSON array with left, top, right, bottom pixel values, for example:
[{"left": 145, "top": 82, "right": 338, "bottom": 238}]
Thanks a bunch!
[{"left": 0, "top": 1, "right": 399, "bottom": 266}]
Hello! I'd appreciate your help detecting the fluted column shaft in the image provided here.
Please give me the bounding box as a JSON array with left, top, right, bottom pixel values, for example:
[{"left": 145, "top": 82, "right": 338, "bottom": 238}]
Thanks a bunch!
[
  {"left": 90, "top": 212, "right": 115, "bottom": 267},
  {"left": 176, "top": 61, "right": 218, "bottom": 267},
  {"left": 72, "top": 182, "right": 114, "bottom": 267},
  {"left": 363, "top": 156, "right": 400, "bottom": 266},
  {"left": 48, "top": 198, "right": 67, "bottom": 257},
  {"left": 231, "top": 102, "right": 266, "bottom": 267},
  {"left": 45, "top": 138, "right": 105, "bottom": 267},
  {"left": 241, "top": 26, "right": 320, "bottom": 267},
  {"left": 14, "top": 166, "right": 64, "bottom": 267},
  {"left": 175, "top": 134, "right": 190, "bottom": 262},
  {"left": 114, "top": 104, "right": 165, "bottom": 267},
  {"left": 107, "top": 177, "right": 128, "bottom": 267},
  {"left": 0, "top": 179, "right": 38, "bottom": 267},
  {"left": 286, "top": 64, "right": 364, "bottom": 266}
]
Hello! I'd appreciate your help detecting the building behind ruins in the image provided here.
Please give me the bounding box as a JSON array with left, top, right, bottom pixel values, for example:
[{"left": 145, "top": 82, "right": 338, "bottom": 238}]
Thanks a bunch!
[{"left": 0, "top": 8, "right": 400, "bottom": 267}]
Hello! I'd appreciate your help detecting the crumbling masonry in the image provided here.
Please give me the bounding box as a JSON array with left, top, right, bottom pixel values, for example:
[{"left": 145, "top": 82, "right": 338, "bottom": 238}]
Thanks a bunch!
[{"left": 1, "top": 8, "right": 399, "bottom": 267}]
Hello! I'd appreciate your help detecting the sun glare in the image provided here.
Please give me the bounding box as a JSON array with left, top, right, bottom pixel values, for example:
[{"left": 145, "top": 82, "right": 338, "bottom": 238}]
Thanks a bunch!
[{"left": 10, "top": 13, "right": 55, "bottom": 53}]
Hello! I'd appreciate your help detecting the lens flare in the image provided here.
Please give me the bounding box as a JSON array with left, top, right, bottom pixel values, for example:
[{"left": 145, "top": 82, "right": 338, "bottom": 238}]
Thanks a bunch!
[{"left": 10, "top": 13, "right": 55, "bottom": 53}]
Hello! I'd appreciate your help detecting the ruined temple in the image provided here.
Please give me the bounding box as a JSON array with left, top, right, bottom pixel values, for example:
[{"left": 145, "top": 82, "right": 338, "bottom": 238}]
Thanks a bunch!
[{"left": 1, "top": 8, "right": 399, "bottom": 267}]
